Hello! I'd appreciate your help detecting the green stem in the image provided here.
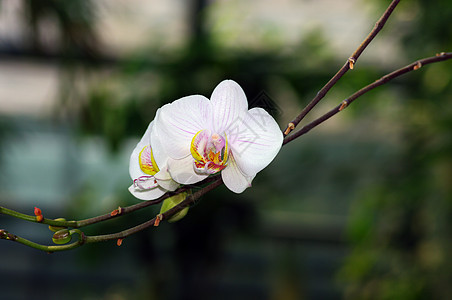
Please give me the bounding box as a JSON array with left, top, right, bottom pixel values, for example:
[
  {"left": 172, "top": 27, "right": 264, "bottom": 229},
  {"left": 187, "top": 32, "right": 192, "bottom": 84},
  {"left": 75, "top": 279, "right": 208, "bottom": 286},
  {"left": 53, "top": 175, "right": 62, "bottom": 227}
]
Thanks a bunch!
[
  {"left": 0, "top": 229, "right": 85, "bottom": 253},
  {"left": 0, "top": 178, "right": 223, "bottom": 251},
  {"left": 0, "top": 206, "right": 77, "bottom": 227},
  {"left": 0, "top": 176, "right": 220, "bottom": 229}
]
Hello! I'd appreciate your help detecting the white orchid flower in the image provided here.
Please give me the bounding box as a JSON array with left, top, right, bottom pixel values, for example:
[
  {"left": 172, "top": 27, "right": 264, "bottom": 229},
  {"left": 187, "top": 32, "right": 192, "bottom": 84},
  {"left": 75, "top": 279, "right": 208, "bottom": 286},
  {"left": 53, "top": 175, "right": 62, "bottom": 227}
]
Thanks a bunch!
[
  {"left": 129, "top": 121, "right": 179, "bottom": 200},
  {"left": 152, "top": 80, "right": 283, "bottom": 193}
]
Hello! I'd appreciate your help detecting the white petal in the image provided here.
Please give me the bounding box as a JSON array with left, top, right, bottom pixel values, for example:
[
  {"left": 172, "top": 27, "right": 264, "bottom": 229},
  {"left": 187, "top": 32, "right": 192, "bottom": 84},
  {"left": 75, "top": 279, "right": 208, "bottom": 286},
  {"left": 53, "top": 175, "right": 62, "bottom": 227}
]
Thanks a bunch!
[
  {"left": 128, "top": 184, "right": 166, "bottom": 201},
  {"left": 167, "top": 156, "right": 209, "bottom": 184},
  {"left": 210, "top": 80, "right": 248, "bottom": 133},
  {"left": 154, "top": 95, "right": 212, "bottom": 159},
  {"left": 221, "top": 155, "right": 255, "bottom": 193},
  {"left": 154, "top": 169, "right": 179, "bottom": 191},
  {"left": 129, "top": 121, "right": 154, "bottom": 179},
  {"left": 227, "top": 107, "right": 283, "bottom": 176},
  {"left": 150, "top": 123, "right": 168, "bottom": 169}
]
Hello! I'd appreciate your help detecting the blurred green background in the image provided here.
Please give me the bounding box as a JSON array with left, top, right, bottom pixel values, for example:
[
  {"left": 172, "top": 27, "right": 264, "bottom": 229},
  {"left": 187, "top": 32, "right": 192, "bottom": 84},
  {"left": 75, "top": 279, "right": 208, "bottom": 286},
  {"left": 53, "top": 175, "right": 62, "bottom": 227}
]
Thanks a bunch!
[{"left": 0, "top": 0, "right": 451, "bottom": 299}]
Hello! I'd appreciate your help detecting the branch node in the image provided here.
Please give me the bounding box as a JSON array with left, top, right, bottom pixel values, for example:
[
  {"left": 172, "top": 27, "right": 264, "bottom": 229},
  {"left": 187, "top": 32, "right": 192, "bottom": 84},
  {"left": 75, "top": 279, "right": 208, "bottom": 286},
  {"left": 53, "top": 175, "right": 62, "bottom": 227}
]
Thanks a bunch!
[
  {"left": 436, "top": 52, "right": 446, "bottom": 57},
  {"left": 284, "top": 123, "right": 295, "bottom": 135},
  {"left": 110, "top": 206, "right": 123, "bottom": 217},
  {"left": 348, "top": 57, "right": 356, "bottom": 70},
  {"left": 339, "top": 100, "right": 349, "bottom": 111},
  {"left": 413, "top": 61, "right": 422, "bottom": 70},
  {"left": 0, "top": 230, "right": 17, "bottom": 241},
  {"left": 154, "top": 214, "right": 163, "bottom": 227}
]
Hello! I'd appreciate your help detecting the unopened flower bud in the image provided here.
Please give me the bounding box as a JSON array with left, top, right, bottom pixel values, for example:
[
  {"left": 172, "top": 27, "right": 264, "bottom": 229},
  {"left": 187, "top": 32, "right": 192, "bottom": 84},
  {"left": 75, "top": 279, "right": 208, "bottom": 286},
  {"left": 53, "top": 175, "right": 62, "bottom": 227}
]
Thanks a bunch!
[
  {"left": 160, "top": 192, "right": 190, "bottom": 223},
  {"left": 52, "top": 229, "right": 72, "bottom": 245}
]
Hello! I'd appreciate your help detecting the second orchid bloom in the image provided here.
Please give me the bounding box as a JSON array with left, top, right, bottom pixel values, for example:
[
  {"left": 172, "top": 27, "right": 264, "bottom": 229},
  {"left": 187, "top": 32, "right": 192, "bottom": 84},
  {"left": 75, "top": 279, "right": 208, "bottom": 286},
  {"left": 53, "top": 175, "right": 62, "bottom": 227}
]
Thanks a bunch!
[{"left": 129, "top": 80, "right": 283, "bottom": 199}]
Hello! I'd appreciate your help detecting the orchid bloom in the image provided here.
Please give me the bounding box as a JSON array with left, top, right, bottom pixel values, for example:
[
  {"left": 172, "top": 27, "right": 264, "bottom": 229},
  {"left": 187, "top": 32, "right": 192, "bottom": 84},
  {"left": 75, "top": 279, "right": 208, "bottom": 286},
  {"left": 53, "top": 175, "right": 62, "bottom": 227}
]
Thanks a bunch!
[
  {"left": 152, "top": 80, "right": 283, "bottom": 193},
  {"left": 129, "top": 121, "right": 179, "bottom": 200}
]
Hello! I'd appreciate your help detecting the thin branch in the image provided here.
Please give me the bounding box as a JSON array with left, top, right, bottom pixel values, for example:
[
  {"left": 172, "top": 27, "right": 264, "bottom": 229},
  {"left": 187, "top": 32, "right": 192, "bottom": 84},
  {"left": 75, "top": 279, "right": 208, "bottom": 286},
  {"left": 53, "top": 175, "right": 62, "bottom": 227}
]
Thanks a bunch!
[
  {"left": 85, "top": 177, "right": 223, "bottom": 244},
  {"left": 283, "top": 0, "right": 401, "bottom": 136},
  {"left": 0, "top": 194, "right": 167, "bottom": 228},
  {"left": 76, "top": 184, "right": 191, "bottom": 227},
  {"left": 0, "top": 206, "right": 75, "bottom": 227},
  {"left": 76, "top": 175, "right": 219, "bottom": 227},
  {"left": 0, "top": 228, "right": 86, "bottom": 253},
  {"left": 0, "top": 178, "right": 223, "bottom": 252},
  {"left": 0, "top": 175, "right": 220, "bottom": 229},
  {"left": 283, "top": 52, "right": 452, "bottom": 145}
]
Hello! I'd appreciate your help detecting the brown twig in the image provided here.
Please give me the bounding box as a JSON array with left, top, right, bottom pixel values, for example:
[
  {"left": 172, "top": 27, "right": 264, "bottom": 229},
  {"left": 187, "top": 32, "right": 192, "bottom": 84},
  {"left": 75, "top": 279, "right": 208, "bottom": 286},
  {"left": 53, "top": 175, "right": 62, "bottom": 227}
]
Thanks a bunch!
[
  {"left": 84, "top": 177, "right": 223, "bottom": 244},
  {"left": 283, "top": 0, "right": 401, "bottom": 136},
  {"left": 283, "top": 52, "right": 452, "bottom": 145}
]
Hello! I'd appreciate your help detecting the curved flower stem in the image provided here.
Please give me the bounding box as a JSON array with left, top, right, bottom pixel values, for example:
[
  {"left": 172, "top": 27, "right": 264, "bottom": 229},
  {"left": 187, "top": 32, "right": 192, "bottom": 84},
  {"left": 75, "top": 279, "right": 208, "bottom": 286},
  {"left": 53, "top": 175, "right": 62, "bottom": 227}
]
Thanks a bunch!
[
  {"left": 0, "top": 178, "right": 223, "bottom": 252},
  {"left": 75, "top": 185, "right": 190, "bottom": 228},
  {"left": 283, "top": 52, "right": 452, "bottom": 145},
  {"left": 0, "top": 196, "right": 166, "bottom": 228},
  {"left": 76, "top": 175, "right": 219, "bottom": 227},
  {"left": 0, "top": 206, "right": 78, "bottom": 227},
  {"left": 283, "top": 0, "right": 401, "bottom": 136},
  {"left": 0, "top": 228, "right": 86, "bottom": 253},
  {"left": 0, "top": 175, "right": 220, "bottom": 229},
  {"left": 85, "top": 177, "right": 223, "bottom": 244}
]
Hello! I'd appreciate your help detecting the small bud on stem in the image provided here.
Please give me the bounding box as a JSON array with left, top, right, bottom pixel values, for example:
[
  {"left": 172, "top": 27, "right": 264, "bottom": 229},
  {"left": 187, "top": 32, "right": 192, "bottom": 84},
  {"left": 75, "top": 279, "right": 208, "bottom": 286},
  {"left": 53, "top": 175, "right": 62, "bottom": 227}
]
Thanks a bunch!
[
  {"left": 284, "top": 123, "right": 295, "bottom": 135},
  {"left": 413, "top": 61, "right": 422, "bottom": 70},
  {"left": 339, "top": 100, "right": 349, "bottom": 111},
  {"left": 52, "top": 229, "right": 72, "bottom": 244},
  {"left": 110, "top": 206, "right": 123, "bottom": 217},
  {"left": 154, "top": 214, "right": 163, "bottom": 227},
  {"left": 34, "top": 207, "right": 43, "bottom": 222},
  {"left": 348, "top": 57, "right": 356, "bottom": 70}
]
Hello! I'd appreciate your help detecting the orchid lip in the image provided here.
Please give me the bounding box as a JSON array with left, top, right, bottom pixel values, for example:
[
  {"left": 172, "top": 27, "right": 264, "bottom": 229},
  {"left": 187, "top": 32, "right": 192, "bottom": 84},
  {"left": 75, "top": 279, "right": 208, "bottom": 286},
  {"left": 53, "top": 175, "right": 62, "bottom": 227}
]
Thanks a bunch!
[
  {"left": 191, "top": 129, "right": 229, "bottom": 175},
  {"left": 133, "top": 176, "right": 158, "bottom": 191}
]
